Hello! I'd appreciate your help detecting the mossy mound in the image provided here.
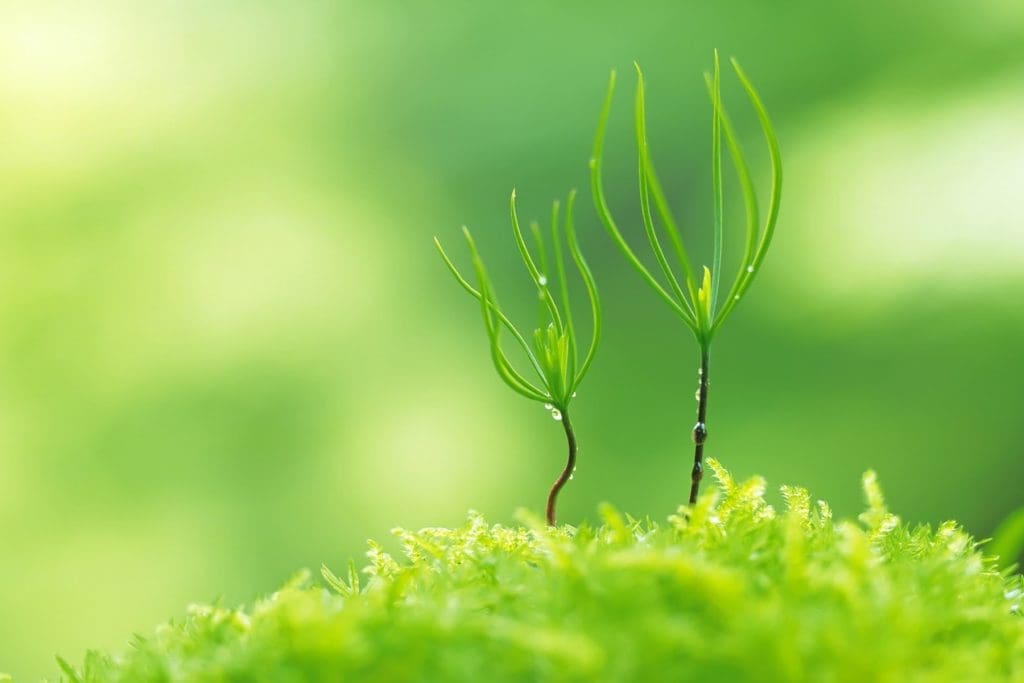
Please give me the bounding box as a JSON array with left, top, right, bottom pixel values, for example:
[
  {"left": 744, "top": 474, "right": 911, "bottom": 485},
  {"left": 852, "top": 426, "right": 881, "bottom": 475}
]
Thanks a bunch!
[{"left": 56, "top": 462, "right": 1024, "bottom": 682}]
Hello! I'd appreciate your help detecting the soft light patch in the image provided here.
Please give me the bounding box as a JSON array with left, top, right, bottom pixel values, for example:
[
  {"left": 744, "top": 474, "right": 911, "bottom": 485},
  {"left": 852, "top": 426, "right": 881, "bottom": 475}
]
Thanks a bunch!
[
  {"left": 0, "top": 2, "right": 336, "bottom": 182},
  {"left": 0, "top": 509, "right": 214, "bottom": 682},
  {"left": 0, "top": 392, "right": 29, "bottom": 517},
  {"left": 785, "top": 76, "right": 1024, "bottom": 297},
  {"left": 79, "top": 171, "right": 391, "bottom": 389},
  {"left": 166, "top": 181, "right": 378, "bottom": 348},
  {"left": 341, "top": 383, "right": 520, "bottom": 521}
]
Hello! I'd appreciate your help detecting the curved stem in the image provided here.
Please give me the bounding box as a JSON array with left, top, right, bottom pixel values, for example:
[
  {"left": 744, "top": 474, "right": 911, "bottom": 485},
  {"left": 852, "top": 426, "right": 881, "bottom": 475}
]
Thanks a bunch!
[
  {"left": 689, "top": 349, "right": 710, "bottom": 505},
  {"left": 546, "top": 410, "right": 577, "bottom": 526}
]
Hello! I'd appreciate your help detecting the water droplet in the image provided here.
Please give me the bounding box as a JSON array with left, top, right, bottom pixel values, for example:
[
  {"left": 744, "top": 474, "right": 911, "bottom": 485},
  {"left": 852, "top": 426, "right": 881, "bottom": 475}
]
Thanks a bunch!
[
  {"left": 697, "top": 367, "right": 703, "bottom": 375},
  {"left": 572, "top": 391, "right": 577, "bottom": 397},
  {"left": 568, "top": 474, "right": 574, "bottom": 480},
  {"left": 746, "top": 265, "right": 754, "bottom": 273},
  {"left": 544, "top": 403, "right": 553, "bottom": 410},
  {"left": 695, "top": 389, "right": 701, "bottom": 401},
  {"left": 551, "top": 408, "right": 562, "bottom": 421},
  {"left": 692, "top": 422, "right": 708, "bottom": 444},
  {"left": 538, "top": 275, "right": 548, "bottom": 286},
  {"left": 734, "top": 295, "right": 740, "bottom": 301}
]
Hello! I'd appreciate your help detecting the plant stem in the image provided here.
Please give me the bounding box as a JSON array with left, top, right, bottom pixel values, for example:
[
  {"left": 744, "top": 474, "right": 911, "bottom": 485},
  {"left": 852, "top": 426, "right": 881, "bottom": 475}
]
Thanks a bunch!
[
  {"left": 546, "top": 409, "right": 577, "bottom": 526},
  {"left": 689, "top": 348, "right": 710, "bottom": 504}
]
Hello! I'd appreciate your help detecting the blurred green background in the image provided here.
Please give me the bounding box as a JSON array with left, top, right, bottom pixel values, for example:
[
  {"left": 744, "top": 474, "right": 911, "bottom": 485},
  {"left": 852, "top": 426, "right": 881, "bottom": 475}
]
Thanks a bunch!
[{"left": 1, "top": 1, "right": 1023, "bottom": 679}]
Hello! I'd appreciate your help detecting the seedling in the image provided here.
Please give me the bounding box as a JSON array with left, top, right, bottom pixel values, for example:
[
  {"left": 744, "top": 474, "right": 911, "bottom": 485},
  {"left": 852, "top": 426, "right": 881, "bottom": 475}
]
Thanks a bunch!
[
  {"left": 434, "top": 189, "right": 600, "bottom": 525},
  {"left": 590, "top": 52, "right": 782, "bottom": 504}
]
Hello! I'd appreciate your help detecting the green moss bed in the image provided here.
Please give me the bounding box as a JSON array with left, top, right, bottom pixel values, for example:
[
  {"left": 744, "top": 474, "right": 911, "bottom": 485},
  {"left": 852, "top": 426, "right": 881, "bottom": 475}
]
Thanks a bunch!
[{"left": 40, "top": 461, "right": 1024, "bottom": 682}]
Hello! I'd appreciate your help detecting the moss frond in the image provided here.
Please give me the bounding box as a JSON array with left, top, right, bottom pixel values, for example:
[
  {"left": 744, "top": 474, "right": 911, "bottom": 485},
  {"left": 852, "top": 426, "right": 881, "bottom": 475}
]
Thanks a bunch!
[{"left": 60, "top": 466, "right": 1024, "bottom": 683}]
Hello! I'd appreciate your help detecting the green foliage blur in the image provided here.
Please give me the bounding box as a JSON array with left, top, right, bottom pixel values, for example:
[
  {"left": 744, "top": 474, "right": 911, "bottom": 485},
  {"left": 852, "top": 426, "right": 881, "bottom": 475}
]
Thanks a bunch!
[
  {"left": 57, "top": 465, "right": 1024, "bottom": 682},
  {"left": 0, "top": 1, "right": 1022, "bottom": 679}
]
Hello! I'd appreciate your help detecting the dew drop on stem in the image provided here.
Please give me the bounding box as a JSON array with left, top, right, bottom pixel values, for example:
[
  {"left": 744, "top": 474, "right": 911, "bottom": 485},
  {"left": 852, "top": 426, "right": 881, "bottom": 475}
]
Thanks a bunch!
[
  {"left": 746, "top": 265, "right": 754, "bottom": 273},
  {"left": 692, "top": 422, "right": 708, "bottom": 445},
  {"left": 551, "top": 408, "right": 562, "bottom": 421},
  {"left": 538, "top": 275, "right": 548, "bottom": 286},
  {"left": 544, "top": 403, "right": 553, "bottom": 410}
]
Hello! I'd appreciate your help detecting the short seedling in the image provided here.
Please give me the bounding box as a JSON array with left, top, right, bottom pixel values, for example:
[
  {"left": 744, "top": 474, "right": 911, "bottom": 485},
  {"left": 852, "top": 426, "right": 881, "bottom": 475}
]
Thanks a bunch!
[
  {"left": 435, "top": 190, "right": 600, "bottom": 525},
  {"left": 590, "top": 52, "right": 782, "bottom": 503}
]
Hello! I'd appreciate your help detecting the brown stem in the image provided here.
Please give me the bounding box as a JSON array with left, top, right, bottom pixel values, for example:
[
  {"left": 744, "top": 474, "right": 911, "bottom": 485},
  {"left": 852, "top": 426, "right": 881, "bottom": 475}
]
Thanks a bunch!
[
  {"left": 546, "top": 409, "right": 577, "bottom": 526},
  {"left": 689, "top": 349, "right": 709, "bottom": 505}
]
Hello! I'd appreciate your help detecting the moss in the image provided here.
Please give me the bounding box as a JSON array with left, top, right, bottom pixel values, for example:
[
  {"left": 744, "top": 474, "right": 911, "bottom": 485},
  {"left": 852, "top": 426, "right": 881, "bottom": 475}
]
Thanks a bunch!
[{"left": 58, "top": 462, "right": 1024, "bottom": 682}]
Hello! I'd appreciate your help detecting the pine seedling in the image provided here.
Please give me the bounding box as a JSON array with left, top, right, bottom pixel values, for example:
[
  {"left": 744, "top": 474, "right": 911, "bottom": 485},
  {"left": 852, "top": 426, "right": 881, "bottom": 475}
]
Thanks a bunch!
[
  {"left": 590, "top": 51, "right": 782, "bottom": 504},
  {"left": 434, "top": 189, "right": 601, "bottom": 525}
]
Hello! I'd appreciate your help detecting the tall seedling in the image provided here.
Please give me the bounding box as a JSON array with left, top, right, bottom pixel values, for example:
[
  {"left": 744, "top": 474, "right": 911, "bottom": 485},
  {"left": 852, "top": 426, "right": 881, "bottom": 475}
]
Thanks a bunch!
[{"left": 590, "top": 52, "right": 782, "bottom": 503}]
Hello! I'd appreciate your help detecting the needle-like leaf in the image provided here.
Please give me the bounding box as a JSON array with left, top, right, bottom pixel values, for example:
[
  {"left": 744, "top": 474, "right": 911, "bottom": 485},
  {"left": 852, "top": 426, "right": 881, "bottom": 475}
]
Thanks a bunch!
[
  {"left": 564, "top": 189, "right": 601, "bottom": 387},
  {"left": 640, "top": 110, "right": 700, "bottom": 310},
  {"left": 710, "top": 49, "right": 724, "bottom": 319},
  {"left": 510, "top": 190, "right": 564, "bottom": 333},
  {"left": 530, "top": 219, "right": 550, "bottom": 330},
  {"left": 729, "top": 57, "right": 783, "bottom": 302},
  {"left": 702, "top": 73, "right": 760, "bottom": 332},
  {"left": 550, "top": 198, "right": 577, "bottom": 382},
  {"left": 464, "top": 228, "right": 550, "bottom": 402},
  {"left": 635, "top": 63, "right": 697, "bottom": 329},
  {"left": 434, "top": 236, "right": 546, "bottom": 379},
  {"left": 590, "top": 70, "right": 692, "bottom": 324}
]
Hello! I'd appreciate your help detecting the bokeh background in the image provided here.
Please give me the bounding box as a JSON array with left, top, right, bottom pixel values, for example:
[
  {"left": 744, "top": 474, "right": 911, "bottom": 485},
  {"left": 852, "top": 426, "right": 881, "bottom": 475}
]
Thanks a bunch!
[{"left": 1, "top": 1, "right": 1023, "bottom": 679}]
